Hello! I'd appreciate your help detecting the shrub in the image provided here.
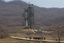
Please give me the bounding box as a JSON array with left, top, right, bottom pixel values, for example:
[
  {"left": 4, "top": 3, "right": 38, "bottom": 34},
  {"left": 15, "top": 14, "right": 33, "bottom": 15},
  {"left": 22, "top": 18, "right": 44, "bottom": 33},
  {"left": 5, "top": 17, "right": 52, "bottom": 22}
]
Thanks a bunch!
[{"left": 0, "top": 26, "right": 9, "bottom": 39}]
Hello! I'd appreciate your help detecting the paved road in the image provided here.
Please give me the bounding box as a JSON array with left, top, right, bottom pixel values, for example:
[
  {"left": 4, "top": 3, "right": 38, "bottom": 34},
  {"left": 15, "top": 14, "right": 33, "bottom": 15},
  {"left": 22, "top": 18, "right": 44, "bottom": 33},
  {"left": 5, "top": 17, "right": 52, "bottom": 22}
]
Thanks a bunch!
[{"left": 10, "top": 36, "right": 64, "bottom": 42}]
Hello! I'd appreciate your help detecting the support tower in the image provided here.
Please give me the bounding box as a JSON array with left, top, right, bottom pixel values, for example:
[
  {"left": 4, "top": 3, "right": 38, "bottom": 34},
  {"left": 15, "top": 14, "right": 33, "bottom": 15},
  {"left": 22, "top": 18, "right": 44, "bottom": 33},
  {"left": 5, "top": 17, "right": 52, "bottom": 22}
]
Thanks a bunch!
[{"left": 23, "top": 3, "right": 34, "bottom": 29}]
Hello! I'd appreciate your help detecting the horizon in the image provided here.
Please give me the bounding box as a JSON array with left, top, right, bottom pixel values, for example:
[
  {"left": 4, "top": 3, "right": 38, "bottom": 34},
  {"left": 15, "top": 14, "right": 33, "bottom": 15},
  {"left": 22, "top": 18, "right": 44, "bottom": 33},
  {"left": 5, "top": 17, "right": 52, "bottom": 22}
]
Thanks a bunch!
[{"left": 5, "top": 0, "right": 64, "bottom": 8}]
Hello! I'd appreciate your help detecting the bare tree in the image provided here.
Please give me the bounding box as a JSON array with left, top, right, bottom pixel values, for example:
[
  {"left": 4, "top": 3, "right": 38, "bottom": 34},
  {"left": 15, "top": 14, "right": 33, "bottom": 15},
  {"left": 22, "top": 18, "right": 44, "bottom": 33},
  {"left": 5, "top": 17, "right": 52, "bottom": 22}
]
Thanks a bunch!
[
  {"left": 0, "top": 26, "right": 9, "bottom": 39},
  {"left": 52, "top": 25, "right": 64, "bottom": 43}
]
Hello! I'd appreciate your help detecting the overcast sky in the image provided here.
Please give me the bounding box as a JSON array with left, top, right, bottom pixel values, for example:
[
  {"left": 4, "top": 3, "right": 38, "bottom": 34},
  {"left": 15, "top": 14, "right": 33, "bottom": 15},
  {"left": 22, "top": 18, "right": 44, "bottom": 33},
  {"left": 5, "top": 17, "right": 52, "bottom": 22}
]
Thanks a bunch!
[{"left": 5, "top": 0, "right": 64, "bottom": 8}]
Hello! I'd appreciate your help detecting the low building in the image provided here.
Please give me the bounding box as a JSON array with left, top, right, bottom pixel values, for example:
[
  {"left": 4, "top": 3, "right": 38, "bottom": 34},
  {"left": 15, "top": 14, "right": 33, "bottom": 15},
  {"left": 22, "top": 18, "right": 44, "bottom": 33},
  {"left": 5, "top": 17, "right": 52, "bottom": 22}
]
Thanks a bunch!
[{"left": 24, "top": 29, "right": 46, "bottom": 40}]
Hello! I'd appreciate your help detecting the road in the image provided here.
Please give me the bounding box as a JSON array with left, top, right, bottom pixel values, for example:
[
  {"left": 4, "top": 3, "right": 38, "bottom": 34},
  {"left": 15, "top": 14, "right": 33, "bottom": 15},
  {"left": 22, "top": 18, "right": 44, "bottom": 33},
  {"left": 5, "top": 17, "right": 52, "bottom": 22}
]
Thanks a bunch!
[{"left": 10, "top": 36, "right": 64, "bottom": 42}]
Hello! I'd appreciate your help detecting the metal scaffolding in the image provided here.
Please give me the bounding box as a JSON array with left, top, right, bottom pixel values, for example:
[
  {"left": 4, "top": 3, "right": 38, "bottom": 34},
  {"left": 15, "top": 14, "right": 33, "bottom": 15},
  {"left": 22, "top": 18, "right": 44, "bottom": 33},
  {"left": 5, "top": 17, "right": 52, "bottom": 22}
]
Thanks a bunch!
[{"left": 23, "top": 3, "right": 34, "bottom": 29}]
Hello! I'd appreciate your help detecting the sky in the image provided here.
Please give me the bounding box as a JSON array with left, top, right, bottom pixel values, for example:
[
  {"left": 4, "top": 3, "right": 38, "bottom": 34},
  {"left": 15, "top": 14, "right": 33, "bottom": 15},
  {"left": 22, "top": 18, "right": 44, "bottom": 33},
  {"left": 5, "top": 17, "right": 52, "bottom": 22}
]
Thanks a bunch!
[{"left": 5, "top": 0, "right": 64, "bottom": 8}]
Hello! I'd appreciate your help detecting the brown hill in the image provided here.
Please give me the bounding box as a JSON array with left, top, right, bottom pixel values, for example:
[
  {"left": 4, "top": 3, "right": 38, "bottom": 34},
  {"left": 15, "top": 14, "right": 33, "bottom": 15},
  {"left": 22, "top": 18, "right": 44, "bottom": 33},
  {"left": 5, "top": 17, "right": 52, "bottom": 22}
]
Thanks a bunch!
[{"left": 0, "top": 0, "right": 64, "bottom": 26}]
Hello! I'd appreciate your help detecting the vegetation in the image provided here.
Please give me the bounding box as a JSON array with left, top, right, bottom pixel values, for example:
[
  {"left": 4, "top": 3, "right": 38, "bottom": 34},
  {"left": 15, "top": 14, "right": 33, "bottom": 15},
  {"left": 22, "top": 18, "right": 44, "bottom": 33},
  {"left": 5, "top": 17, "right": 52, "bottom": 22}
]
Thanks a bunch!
[
  {"left": 0, "top": 38, "right": 41, "bottom": 43},
  {"left": 0, "top": 26, "right": 9, "bottom": 39},
  {"left": 49, "top": 25, "right": 64, "bottom": 42},
  {"left": 0, "top": 0, "right": 64, "bottom": 27},
  {"left": 0, "top": 38, "right": 21, "bottom": 43},
  {"left": 0, "top": 0, "right": 64, "bottom": 43}
]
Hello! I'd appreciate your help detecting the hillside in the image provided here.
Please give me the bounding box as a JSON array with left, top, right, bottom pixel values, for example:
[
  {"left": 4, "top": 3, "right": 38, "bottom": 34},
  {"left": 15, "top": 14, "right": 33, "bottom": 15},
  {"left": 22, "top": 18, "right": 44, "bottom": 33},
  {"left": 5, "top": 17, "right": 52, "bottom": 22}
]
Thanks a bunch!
[{"left": 0, "top": 0, "right": 64, "bottom": 27}]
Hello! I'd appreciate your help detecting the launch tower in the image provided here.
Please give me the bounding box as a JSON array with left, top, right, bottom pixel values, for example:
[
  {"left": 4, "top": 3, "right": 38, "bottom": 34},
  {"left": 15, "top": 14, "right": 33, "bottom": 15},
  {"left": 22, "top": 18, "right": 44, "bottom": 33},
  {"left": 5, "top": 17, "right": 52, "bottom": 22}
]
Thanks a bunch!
[{"left": 23, "top": 3, "right": 34, "bottom": 29}]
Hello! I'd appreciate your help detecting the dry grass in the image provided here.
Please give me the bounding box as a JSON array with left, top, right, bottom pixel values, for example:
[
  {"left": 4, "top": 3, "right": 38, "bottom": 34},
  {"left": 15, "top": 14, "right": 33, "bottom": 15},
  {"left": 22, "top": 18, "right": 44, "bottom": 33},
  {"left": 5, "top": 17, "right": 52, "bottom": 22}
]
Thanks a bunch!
[
  {"left": 10, "top": 33, "right": 27, "bottom": 38},
  {"left": 0, "top": 38, "right": 64, "bottom": 43},
  {"left": 0, "top": 38, "right": 21, "bottom": 43},
  {"left": 0, "top": 38, "right": 36, "bottom": 43}
]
